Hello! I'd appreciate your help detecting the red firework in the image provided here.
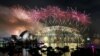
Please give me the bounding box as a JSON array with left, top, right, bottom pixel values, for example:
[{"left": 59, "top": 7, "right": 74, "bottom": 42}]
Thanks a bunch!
[{"left": 30, "top": 6, "right": 91, "bottom": 25}]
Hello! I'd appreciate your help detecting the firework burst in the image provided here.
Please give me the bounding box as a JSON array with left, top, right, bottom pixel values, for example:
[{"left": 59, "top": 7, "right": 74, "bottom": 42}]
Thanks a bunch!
[
  {"left": 29, "top": 6, "right": 91, "bottom": 26},
  {"left": 0, "top": 6, "right": 91, "bottom": 37}
]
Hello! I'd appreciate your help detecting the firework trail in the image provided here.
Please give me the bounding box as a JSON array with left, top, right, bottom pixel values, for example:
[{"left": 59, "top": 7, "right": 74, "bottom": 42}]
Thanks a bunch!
[
  {"left": 0, "top": 6, "right": 90, "bottom": 36},
  {"left": 30, "top": 6, "right": 90, "bottom": 25}
]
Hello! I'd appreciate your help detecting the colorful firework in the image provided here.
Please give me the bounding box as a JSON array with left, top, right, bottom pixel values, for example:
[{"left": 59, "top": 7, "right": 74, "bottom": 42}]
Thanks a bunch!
[
  {"left": 30, "top": 6, "right": 90, "bottom": 26},
  {"left": 0, "top": 6, "right": 90, "bottom": 36}
]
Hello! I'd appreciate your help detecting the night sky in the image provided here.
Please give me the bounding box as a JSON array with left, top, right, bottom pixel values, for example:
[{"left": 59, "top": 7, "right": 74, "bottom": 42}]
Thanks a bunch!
[{"left": 0, "top": 0, "right": 100, "bottom": 36}]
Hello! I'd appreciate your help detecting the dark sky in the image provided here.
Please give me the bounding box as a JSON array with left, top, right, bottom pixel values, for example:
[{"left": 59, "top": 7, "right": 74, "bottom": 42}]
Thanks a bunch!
[{"left": 0, "top": 0, "right": 100, "bottom": 35}]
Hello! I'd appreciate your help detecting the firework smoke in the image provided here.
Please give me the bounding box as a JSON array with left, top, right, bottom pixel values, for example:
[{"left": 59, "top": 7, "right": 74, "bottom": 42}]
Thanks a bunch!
[
  {"left": 0, "top": 6, "right": 43, "bottom": 36},
  {"left": 0, "top": 6, "right": 90, "bottom": 36}
]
